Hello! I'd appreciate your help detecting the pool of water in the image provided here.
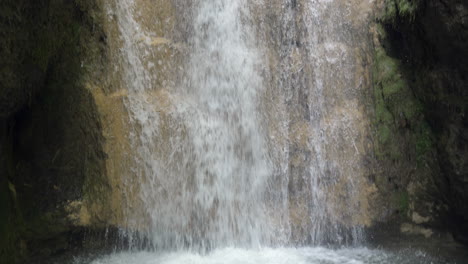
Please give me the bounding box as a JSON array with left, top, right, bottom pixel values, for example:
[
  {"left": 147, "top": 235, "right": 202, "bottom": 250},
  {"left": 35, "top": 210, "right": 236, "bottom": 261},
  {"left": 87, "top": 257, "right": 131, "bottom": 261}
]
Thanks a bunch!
[{"left": 70, "top": 247, "right": 463, "bottom": 264}]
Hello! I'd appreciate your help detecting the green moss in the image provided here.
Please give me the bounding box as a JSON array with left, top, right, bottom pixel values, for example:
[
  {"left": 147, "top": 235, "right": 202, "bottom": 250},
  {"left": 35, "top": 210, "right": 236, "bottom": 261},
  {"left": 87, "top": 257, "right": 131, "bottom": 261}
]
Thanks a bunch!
[
  {"left": 402, "top": 98, "right": 423, "bottom": 120},
  {"left": 396, "top": 0, "right": 420, "bottom": 19},
  {"left": 382, "top": 77, "right": 405, "bottom": 96},
  {"left": 375, "top": 124, "right": 402, "bottom": 160},
  {"left": 373, "top": 33, "right": 433, "bottom": 164},
  {"left": 415, "top": 122, "right": 433, "bottom": 165},
  {"left": 381, "top": 1, "right": 397, "bottom": 22},
  {"left": 373, "top": 42, "right": 433, "bottom": 165},
  {"left": 380, "top": 0, "right": 421, "bottom": 23},
  {"left": 372, "top": 26, "right": 434, "bottom": 164},
  {"left": 376, "top": 52, "right": 400, "bottom": 82},
  {"left": 395, "top": 191, "right": 410, "bottom": 215},
  {"left": 373, "top": 47, "right": 401, "bottom": 160},
  {"left": 376, "top": 105, "right": 394, "bottom": 124},
  {"left": 377, "top": 124, "right": 391, "bottom": 144}
]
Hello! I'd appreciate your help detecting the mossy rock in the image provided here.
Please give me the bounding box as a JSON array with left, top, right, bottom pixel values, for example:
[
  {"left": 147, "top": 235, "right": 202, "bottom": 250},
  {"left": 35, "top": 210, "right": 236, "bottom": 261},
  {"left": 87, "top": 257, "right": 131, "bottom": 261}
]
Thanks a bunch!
[
  {"left": 380, "top": 0, "right": 422, "bottom": 23},
  {"left": 393, "top": 191, "right": 409, "bottom": 216},
  {"left": 0, "top": 0, "right": 108, "bottom": 262}
]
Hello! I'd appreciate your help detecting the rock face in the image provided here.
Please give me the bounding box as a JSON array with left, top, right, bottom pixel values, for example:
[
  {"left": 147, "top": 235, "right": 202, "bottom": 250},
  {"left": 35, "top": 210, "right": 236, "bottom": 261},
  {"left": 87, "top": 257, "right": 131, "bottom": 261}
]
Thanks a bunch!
[
  {"left": 371, "top": 0, "right": 468, "bottom": 243},
  {"left": 252, "top": 0, "right": 377, "bottom": 244},
  {"left": 0, "top": 0, "right": 115, "bottom": 263},
  {"left": 0, "top": 0, "right": 181, "bottom": 261},
  {"left": 1, "top": 0, "right": 467, "bottom": 262}
]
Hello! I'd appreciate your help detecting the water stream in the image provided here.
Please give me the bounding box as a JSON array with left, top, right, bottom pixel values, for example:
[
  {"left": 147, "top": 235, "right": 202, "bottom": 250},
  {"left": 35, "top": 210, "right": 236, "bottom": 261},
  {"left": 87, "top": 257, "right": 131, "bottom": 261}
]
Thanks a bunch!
[
  {"left": 116, "top": 0, "right": 277, "bottom": 250},
  {"left": 72, "top": 0, "right": 462, "bottom": 263}
]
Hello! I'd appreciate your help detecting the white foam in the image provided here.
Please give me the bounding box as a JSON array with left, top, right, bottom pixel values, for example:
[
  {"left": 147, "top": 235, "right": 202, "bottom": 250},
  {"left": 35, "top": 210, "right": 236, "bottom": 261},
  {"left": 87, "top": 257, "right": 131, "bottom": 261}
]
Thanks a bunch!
[
  {"left": 74, "top": 247, "right": 445, "bottom": 264},
  {"left": 82, "top": 247, "right": 379, "bottom": 264}
]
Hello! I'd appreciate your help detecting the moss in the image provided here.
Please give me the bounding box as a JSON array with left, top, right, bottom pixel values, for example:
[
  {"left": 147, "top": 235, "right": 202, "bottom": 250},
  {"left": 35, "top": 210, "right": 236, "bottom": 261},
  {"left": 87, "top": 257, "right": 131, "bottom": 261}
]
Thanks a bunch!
[
  {"left": 396, "top": 0, "right": 420, "bottom": 18},
  {"left": 373, "top": 47, "right": 400, "bottom": 160},
  {"left": 373, "top": 18, "right": 435, "bottom": 167},
  {"left": 375, "top": 0, "right": 468, "bottom": 239},
  {"left": 381, "top": 0, "right": 397, "bottom": 22},
  {"left": 414, "top": 122, "right": 433, "bottom": 165},
  {"left": 395, "top": 191, "right": 410, "bottom": 215},
  {"left": 403, "top": 99, "right": 423, "bottom": 120},
  {"left": 382, "top": 77, "right": 405, "bottom": 96},
  {"left": 375, "top": 105, "right": 394, "bottom": 124},
  {"left": 377, "top": 124, "right": 391, "bottom": 144},
  {"left": 380, "top": 0, "right": 422, "bottom": 23},
  {"left": 375, "top": 50, "right": 400, "bottom": 81},
  {"left": 372, "top": 16, "right": 439, "bottom": 169},
  {"left": 375, "top": 124, "right": 402, "bottom": 160}
]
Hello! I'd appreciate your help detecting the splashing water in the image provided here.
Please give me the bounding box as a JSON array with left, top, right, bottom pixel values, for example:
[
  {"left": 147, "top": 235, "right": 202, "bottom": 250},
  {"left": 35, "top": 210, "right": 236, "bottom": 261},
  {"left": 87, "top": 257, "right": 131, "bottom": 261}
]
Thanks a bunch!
[
  {"left": 72, "top": 247, "right": 454, "bottom": 264},
  {"left": 114, "top": 0, "right": 276, "bottom": 251},
  {"left": 112, "top": 0, "right": 373, "bottom": 249},
  {"left": 94, "top": 0, "right": 437, "bottom": 255},
  {"left": 68, "top": 0, "right": 468, "bottom": 263}
]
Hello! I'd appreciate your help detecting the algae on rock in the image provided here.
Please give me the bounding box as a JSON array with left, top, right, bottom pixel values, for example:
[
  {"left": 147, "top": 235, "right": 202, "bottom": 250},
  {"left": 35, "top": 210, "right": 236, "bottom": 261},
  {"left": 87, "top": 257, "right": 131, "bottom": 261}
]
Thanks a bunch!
[{"left": 371, "top": 0, "right": 468, "bottom": 243}]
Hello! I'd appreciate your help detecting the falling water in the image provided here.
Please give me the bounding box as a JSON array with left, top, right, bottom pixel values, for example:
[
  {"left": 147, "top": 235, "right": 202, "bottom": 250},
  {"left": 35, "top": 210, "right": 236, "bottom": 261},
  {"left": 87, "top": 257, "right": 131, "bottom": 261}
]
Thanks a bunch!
[
  {"left": 113, "top": 0, "right": 370, "bottom": 252},
  {"left": 67, "top": 0, "right": 468, "bottom": 263},
  {"left": 301, "top": 0, "right": 368, "bottom": 244},
  {"left": 114, "top": 0, "right": 277, "bottom": 251},
  {"left": 154, "top": 0, "right": 274, "bottom": 249},
  {"left": 259, "top": 0, "right": 370, "bottom": 245}
]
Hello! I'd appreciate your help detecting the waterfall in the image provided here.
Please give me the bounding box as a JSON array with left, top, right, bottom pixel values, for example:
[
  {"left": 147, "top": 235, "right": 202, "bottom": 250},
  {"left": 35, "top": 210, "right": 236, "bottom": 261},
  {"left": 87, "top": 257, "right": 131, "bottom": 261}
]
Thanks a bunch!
[
  {"left": 112, "top": 0, "right": 371, "bottom": 251},
  {"left": 62, "top": 0, "right": 468, "bottom": 262},
  {"left": 114, "top": 0, "right": 278, "bottom": 251},
  {"left": 301, "top": 0, "right": 367, "bottom": 244},
  {"left": 151, "top": 0, "right": 274, "bottom": 250}
]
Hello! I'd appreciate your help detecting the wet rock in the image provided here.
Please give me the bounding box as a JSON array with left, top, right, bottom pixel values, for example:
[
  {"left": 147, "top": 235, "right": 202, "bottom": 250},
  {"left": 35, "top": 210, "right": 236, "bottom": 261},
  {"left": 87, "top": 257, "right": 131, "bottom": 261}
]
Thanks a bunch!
[
  {"left": 0, "top": 0, "right": 113, "bottom": 263},
  {"left": 372, "top": 0, "right": 468, "bottom": 244},
  {"left": 401, "top": 223, "right": 433, "bottom": 238}
]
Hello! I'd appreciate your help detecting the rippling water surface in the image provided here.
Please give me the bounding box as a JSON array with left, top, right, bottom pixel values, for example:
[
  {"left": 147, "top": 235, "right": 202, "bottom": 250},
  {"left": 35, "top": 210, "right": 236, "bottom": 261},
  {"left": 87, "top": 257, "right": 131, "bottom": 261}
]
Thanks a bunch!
[{"left": 72, "top": 247, "right": 461, "bottom": 264}]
